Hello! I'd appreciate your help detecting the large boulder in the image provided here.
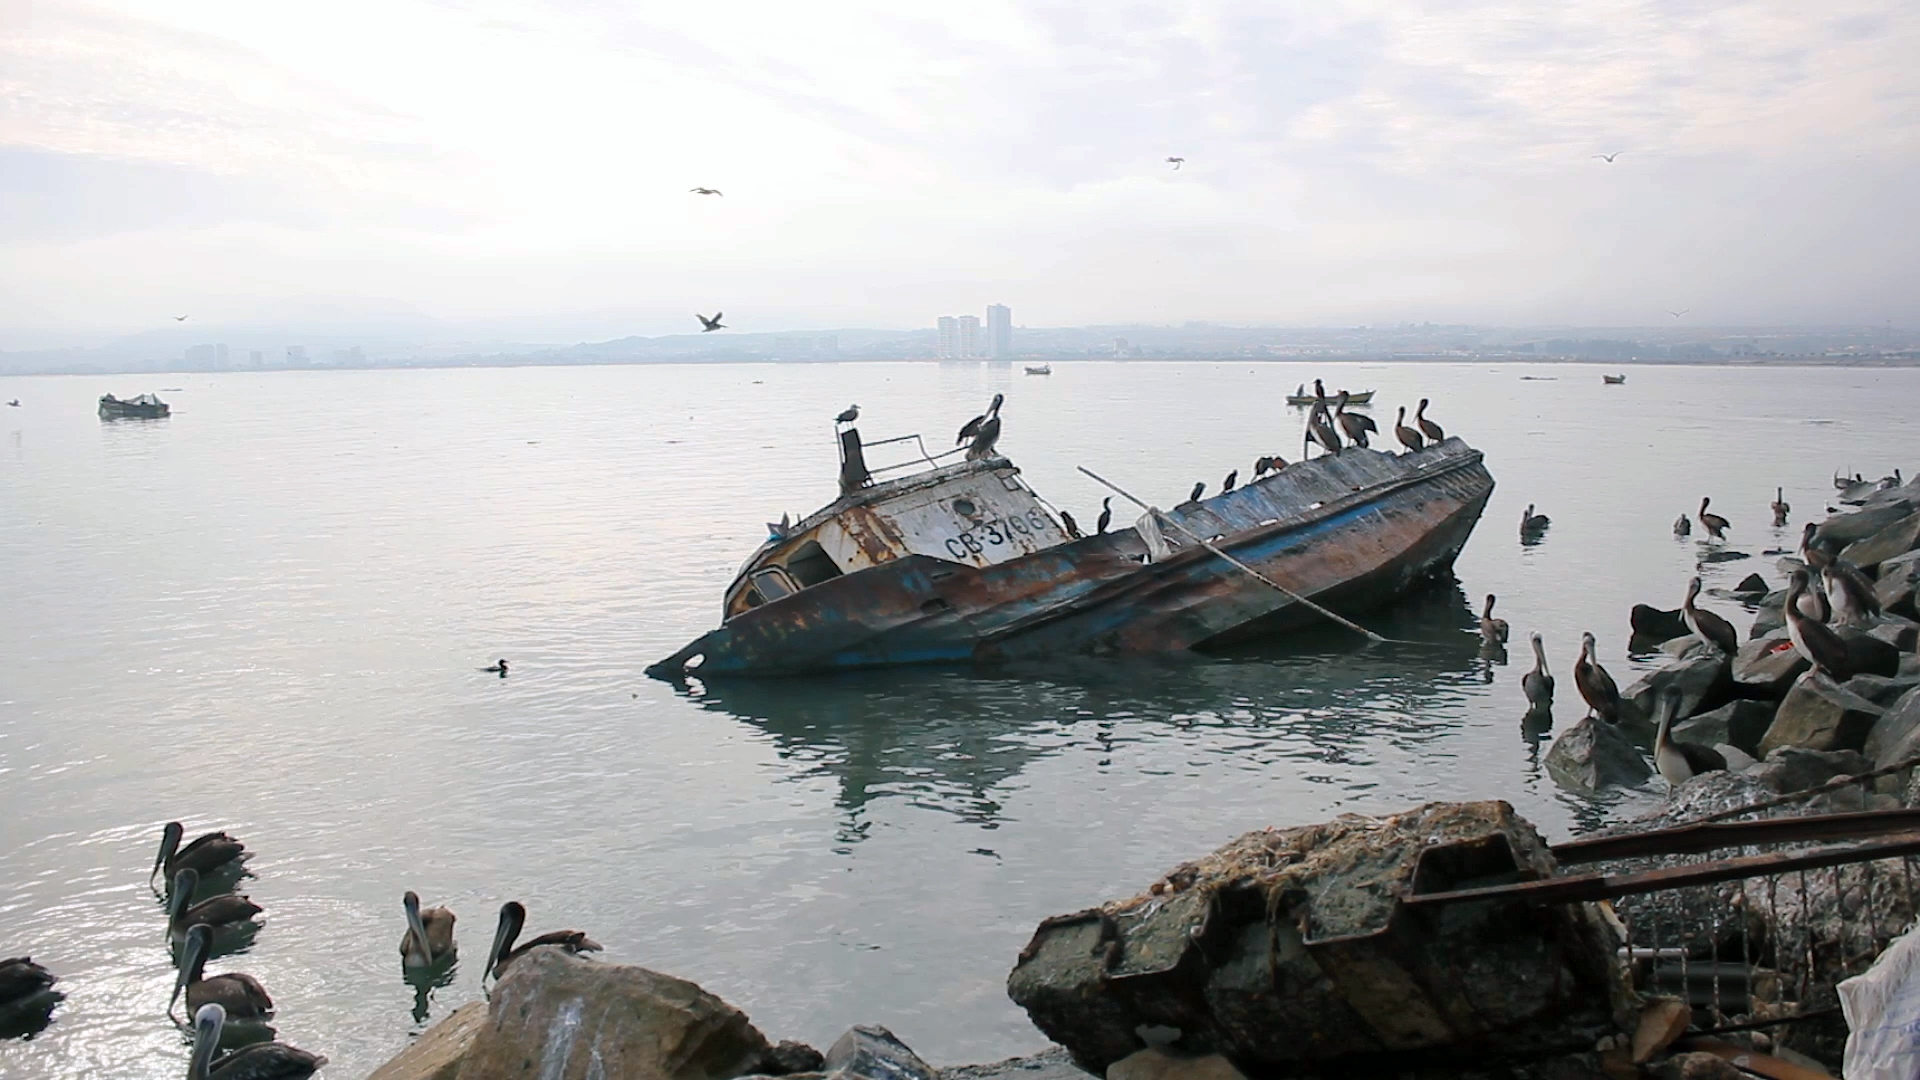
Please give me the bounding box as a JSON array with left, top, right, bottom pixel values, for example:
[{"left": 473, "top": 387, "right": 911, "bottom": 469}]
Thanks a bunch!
[
  {"left": 1756, "top": 674, "right": 1885, "bottom": 756},
  {"left": 1630, "top": 605, "right": 1689, "bottom": 646},
  {"left": 1748, "top": 746, "right": 1872, "bottom": 794},
  {"left": 1876, "top": 553, "right": 1919, "bottom": 619},
  {"left": 1006, "top": 802, "right": 1629, "bottom": 1076},
  {"left": 1547, "top": 718, "right": 1655, "bottom": 792},
  {"left": 1839, "top": 625, "right": 1904, "bottom": 677},
  {"left": 1658, "top": 636, "right": 1713, "bottom": 660},
  {"left": 1618, "top": 654, "right": 1732, "bottom": 728},
  {"left": 1868, "top": 615, "right": 1920, "bottom": 653},
  {"left": 1732, "top": 631, "right": 1807, "bottom": 697},
  {"left": 1817, "top": 501, "right": 1918, "bottom": 550},
  {"left": 458, "top": 949, "right": 773, "bottom": 1080},
  {"left": 1673, "top": 700, "right": 1775, "bottom": 758},
  {"left": 1841, "top": 509, "right": 1920, "bottom": 569},
  {"left": 1846, "top": 672, "right": 1920, "bottom": 708},
  {"left": 1864, "top": 687, "right": 1920, "bottom": 771},
  {"left": 823, "top": 1026, "right": 936, "bottom": 1080},
  {"left": 370, "top": 1002, "right": 488, "bottom": 1080},
  {"left": 1730, "top": 573, "right": 1769, "bottom": 599}
]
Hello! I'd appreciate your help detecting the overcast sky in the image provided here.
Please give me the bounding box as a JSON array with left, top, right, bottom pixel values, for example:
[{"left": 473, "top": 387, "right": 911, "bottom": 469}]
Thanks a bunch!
[{"left": 2, "top": 0, "right": 1917, "bottom": 348}]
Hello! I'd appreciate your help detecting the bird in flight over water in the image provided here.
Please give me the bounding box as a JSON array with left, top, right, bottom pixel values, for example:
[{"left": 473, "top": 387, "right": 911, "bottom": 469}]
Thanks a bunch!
[
  {"left": 1592, "top": 153, "right": 1620, "bottom": 162},
  {"left": 690, "top": 187, "right": 722, "bottom": 196},
  {"left": 1667, "top": 308, "right": 1689, "bottom": 319},
  {"left": 1165, "top": 156, "right": 1184, "bottom": 170},
  {"left": 173, "top": 314, "right": 189, "bottom": 321},
  {"left": 697, "top": 312, "right": 725, "bottom": 332}
]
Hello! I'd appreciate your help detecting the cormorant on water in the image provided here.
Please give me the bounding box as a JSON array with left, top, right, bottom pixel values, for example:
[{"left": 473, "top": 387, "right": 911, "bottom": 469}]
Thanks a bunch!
[
  {"left": 1479, "top": 594, "right": 1509, "bottom": 645},
  {"left": 1096, "top": 497, "right": 1112, "bottom": 534},
  {"left": 957, "top": 394, "right": 1004, "bottom": 445},
  {"left": 482, "top": 659, "right": 508, "bottom": 675},
  {"left": 835, "top": 404, "right": 860, "bottom": 424}
]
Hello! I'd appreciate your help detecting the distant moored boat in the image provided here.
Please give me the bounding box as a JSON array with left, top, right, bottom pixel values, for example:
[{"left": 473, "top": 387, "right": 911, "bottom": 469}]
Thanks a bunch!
[
  {"left": 1286, "top": 389, "right": 1372, "bottom": 406},
  {"left": 1024, "top": 364, "right": 1052, "bottom": 375},
  {"left": 98, "top": 393, "right": 170, "bottom": 419},
  {"left": 1602, "top": 374, "right": 1627, "bottom": 385}
]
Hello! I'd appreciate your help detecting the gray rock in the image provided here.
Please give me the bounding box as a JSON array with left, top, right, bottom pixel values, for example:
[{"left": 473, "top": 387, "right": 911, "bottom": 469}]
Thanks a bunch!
[
  {"left": 1749, "top": 606, "right": 1786, "bottom": 639},
  {"left": 763, "top": 1042, "right": 829, "bottom": 1075},
  {"left": 1674, "top": 699, "right": 1775, "bottom": 757},
  {"left": 1756, "top": 674, "right": 1884, "bottom": 756},
  {"left": 1699, "top": 549, "right": 1750, "bottom": 563},
  {"left": 827, "top": 1026, "right": 938, "bottom": 1080},
  {"left": 1658, "top": 636, "right": 1713, "bottom": 660},
  {"left": 1732, "top": 630, "right": 1807, "bottom": 697},
  {"left": 1879, "top": 548, "right": 1920, "bottom": 582},
  {"left": 1732, "top": 573, "right": 1769, "bottom": 598},
  {"left": 1618, "top": 654, "right": 1732, "bottom": 727},
  {"left": 1630, "top": 604, "right": 1689, "bottom": 644},
  {"left": 1868, "top": 615, "right": 1920, "bottom": 652},
  {"left": 458, "top": 948, "right": 772, "bottom": 1080},
  {"left": 1547, "top": 717, "right": 1655, "bottom": 791},
  {"left": 1840, "top": 625, "right": 1904, "bottom": 677},
  {"left": 1817, "top": 500, "right": 1919, "bottom": 550},
  {"left": 1841, "top": 508, "right": 1920, "bottom": 569},
  {"left": 1846, "top": 672, "right": 1920, "bottom": 707},
  {"left": 1864, "top": 686, "right": 1920, "bottom": 770},
  {"left": 369, "top": 1001, "right": 487, "bottom": 1080},
  {"left": 1748, "top": 745, "right": 1872, "bottom": 794},
  {"left": 1106, "top": 1049, "right": 1247, "bottom": 1080}
]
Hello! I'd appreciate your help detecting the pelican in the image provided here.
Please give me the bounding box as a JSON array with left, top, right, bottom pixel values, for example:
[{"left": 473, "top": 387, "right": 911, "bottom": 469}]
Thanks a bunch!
[
  {"left": 1573, "top": 632, "right": 1621, "bottom": 724},
  {"left": 152, "top": 823, "right": 247, "bottom": 885},
  {"left": 481, "top": 659, "right": 507, "bottom": 675},
  {"left": 1059, "top": 510, "right": 1084, "bottom": 539},
  {"left": 956, "top": 393, "right": 1004, "bottom": 446},
  {"left": 1394, "top": 407, "right": 1424, "bottom": 452},
  {"left": 1521, "top": 633, "right": 1554, "bottom": 716},
  {"left": 696, "top": 312, "right": 725, "bottom": 332},
  {"left": 1798, "top": 521, "right": 1833, "bottom": 572},
  {"left": 1771, "top": 487, "right": 1790, "bottom": 526},
  {"left": 1697, "top": 497, "right": 1730, "bottom": 540},
  {"left": 400, "top": 891, "right": 456, "bottom": 970},
  {"left": 1667, "top": 308, "right": 1689, "bottom": 319},
  {"left": 1653, "top": 688, "right": 1725, "bottom": 787},
  {"left": 1794, "top": 571, "right": 1831, "bottom": 623},
  {"left": 1786, "top": 570, "right": 1852, "bottom": 679},
  {"left": 1682, "top": 577, "right": 1738, "bottom": 656},
  {"left": 1187, "top": 482, "right": 1206, "bottom": 503},
  {"left": 1520, "top": 504, "right": 1550, "bottom": 536},
  {"left": 170, "top": 925, "right": 271, "bottom": 1022},
  {"left": 0, "top": 956, "right": 57, "bottom": 1010},
  {"left": 1415, "top": 399, "right": 1444, "bottom": 442},
  {"left": 167, "top": 869, "right": 262, "bottom": 938},
  {"left": 1479, "top": 595, "right": 1509, "bottom": 645},
  {"left": 834, "top": 403, "right": 860, "bottom": 424},
  {"left": 485, "top": 902, "right": 602, "bottom": 980},
  {"left": 1333, "top": 392, "right": 1375, "bottom": 448},
  {"left": 1221, "top": 469, "right": 1238, "bottom": 494},
  {"left": 965, "top": 409, "right": 1002, "bottom": 460},
  {"left": 1593, "top": 152, "right": 1620, "bottom": 162},
  {"left": 1823, "top": 563, "right": 1879, "bottom": 627},
  {"left": 1673, "top": 514, "right": 1691, "bottom": 537},
  {"left": 188, "top": 1004, "right": 325, "bottom": 1080},
  {"left": 1306, "top": 381, "right": 1342, "bottom": 456},
  {"left": 1095, "top": 497, "right": 1112, "bottom": 534}
]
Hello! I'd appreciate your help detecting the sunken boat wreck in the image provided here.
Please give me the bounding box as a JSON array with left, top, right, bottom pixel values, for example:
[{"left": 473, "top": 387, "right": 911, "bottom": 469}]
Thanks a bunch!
[{"left": 647, "top": 407, "right": 1495, "bottom": 678}]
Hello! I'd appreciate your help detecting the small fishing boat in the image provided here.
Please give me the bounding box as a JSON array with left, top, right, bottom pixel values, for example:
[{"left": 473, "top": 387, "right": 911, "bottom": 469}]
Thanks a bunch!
[
  {"left": 1286, "top": 387, "right": 1372, "bottom": 406},
  {"left": 1024, "top": 364, "right": 1052, "bottom": 375},
  {"left": 1602, "top": 374, "right": 1627, "bottom": 385},
  {"left": 648, "top": 415, "right": 1494, "bottom": 677},
  {"left": 98, "top": 392, "right": 170, "bottom": 419}
]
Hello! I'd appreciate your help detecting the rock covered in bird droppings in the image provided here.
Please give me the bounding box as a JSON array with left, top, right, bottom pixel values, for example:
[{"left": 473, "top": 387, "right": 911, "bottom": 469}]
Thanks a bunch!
[
  {"left": 1846, "top": 672, "right": 1920, "bottom": 708},
  {"left": 1758, "top": 674, "right": 1884, "bottom": 756},
  {"left": 1617, "top": 654, "right": 1731, "bottom": 728},
  {"left": 1817, "top": 500, "right": 1918, "bottom": 550},
  {"left": 823, "top": 1026, "right": 939, "bottom": 1080},
  {"left": 1732, "top": 631, "right": 1807, "bottom": 697},
  {"left": 1547, "top": 717, "right": 1655, "bottom": 792}
]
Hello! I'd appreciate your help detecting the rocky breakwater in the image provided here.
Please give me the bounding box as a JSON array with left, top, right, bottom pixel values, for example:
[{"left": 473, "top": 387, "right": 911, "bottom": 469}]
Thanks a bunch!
[{"left": 1006, "top": 800, "right": 1635, "bottom": 1078}]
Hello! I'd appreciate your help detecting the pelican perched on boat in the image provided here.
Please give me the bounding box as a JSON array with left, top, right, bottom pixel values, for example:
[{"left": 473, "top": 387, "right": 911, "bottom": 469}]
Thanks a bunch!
[
  {"left": 400, "top": 891, "right": 456, "bottom": 970},
  {"left": 1823, "top": 563, "right": 1879, "bottom": 627},
  {"left": 167, "top": 870, "right": 262, "bottom": 939},
  {"left": 169, "top": 925, "right": 271, "bottom": 1022},
  {"left": 1520, "top": 504, "right": 1550, "bottom": 537},
  {"left": 1305, "top": 381, "right": 1342, "bottom": 456},
  {"left": 956, "top": 394, "right": 1003, "bottom": 446},
  {"left": 1697, "top": 497, "right": 1730, "bottom": 540},
  {"left": 1415, "top": 399, "right": 1444, "bottom": 442},
  {"left": 1682, "top": 576, "right": 1738, "bottom": 656},
  {"left": 1771, "top": 487, "right": 1790, "bottom": 526},
  {"left": 1393, "top": 407, "right": 1424, "bottom": 452},
  {"left": 1653, "top": 688, "right": 1726, "bottom": 787},
  {"left": 1573, "top": 632, "right": 1621, "bottom": 724},
  {"left": 1095, "top": 497, "right": 1112, "bottom": 534},
  {"left": 1786, "top": 570, "right": 1852, "bottom": 679},
  {"left": 152, "top": 823, "right": 247, "bottom": 885},
  {"left": 964, "top": 407, "right": 1002, "bottom": 461},
  {"left": 1521, "top": 633, "right": 1554, "bottom": 717},
  {"left": 1333, "top": 392, "right": 1375, "bottom": 448},
  {"left": 485, "top": 901, "right": 602, "bottom": 980},
  {"left": 1673, "top": 514, "right": 1691, "bottom": 537},
  {"left": 1, "top": 956, "right": 57, "bottom": 1011},
  {"left": 188, "top": 1003, "right": 325, "bottom": 1080},
  {"left": 1479, "top": 595, "right": 1509, "bottom": 645}
]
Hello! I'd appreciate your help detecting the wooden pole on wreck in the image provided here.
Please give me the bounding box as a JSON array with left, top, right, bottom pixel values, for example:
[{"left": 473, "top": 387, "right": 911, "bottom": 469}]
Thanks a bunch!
[{"left": 1076, "top": 465, "right": 1400, "bottom": 646}]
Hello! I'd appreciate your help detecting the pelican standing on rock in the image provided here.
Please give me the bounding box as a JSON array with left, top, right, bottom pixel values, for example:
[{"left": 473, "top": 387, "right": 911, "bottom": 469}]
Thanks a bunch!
[
  {"left": 1521, "top": 633, "right": 1554, "bottom": 716},
  {"left": 1786, "top": 570, "right": 1852, "bottom": 679},
  {"left": 1682, "top": 577, "right": 1739, "bottom": 656},
  {"left": 1771, "top": 487, "right": 1790, "bottom": 526},
  {"left": 1096, "top": 497, "right": 1112, "bottom": 534},
  {"left": 152, "top": 823, "right": 247, "bottom": 885},
  {"left": 1653, "top": 688, "right": 1726, "bottom": 786},
  {"left": 167, "top": 869, "right": 262, "bottom": 939},
  {"left": 188, "top": 1003, "right": 325, "bottom": 1080},
  {"left": 1479, "top": 595, "right": 1509, "bottom": 645},
  {"left": 1573, "top": 632, "right": 1622, "bottom": 724},
  {"left": 169, "top": 925, "right": 271, "bottom": 1021},
  {"left": 1520, "top": 504, "right": 1550, "bottom": 536},
  {"left": 400, "top": 891, "right": 456, "bottom": 970},
  {"left": 1415, "top": 399, "right": 1444, "bottom": 442},
  {"left": 1334, "top": 392, "right": 1375, "bottom": 448},
  {"left": 1823, "top": 563, "right": 1879, "bottom": 627},
  {"left": 1697, "top": 497, "right": 1730, "bottom": 540},
  {"left": 485, "top": 902, "right": 602, "bottom": 980},
  {"left": 1394, "top": 407, "right": 1424, "bottom": 452},
  {"left": 1798, "top": 522, "right": 1832, "bottom": 572}
]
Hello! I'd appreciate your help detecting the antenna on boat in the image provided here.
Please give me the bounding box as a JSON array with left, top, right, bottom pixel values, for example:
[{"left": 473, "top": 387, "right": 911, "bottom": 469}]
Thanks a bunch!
[{"left": 1076, "top": 465, "right": 1409, "bottom": 647}]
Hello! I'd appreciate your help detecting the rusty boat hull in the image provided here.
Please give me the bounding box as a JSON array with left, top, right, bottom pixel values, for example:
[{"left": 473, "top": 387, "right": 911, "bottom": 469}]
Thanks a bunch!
[{"left": 649, "top": 438, "right": 1494, "bottom": 678}]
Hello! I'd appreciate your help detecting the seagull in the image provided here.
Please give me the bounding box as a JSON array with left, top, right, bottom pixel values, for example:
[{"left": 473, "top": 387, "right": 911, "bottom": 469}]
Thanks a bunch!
[
  {"left": 1165, "top": 157, "right": 1184, "bottom": 170},
  {"left": 173, "top": 315, "right": 190, "bottom": 321},
  {"left": 697, "top": 312, "right": 725, "bottom": 332},
  {"left": 1592, "top": 153, "right": 1620, "bottom": 162},
  {"left": 1667, "top": 308, "right": 1690, "bottom": 319},
  {"left": 689, "top": 187, "right": 723, "bottom": 196},
  {"left": 835, "top": 404, "right": 860, "bottom": 424}
]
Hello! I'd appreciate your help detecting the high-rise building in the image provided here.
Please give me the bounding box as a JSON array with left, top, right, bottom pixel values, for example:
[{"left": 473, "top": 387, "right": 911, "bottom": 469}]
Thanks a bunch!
[
  {"left": 956, "top": 315, "right": 981, "bottom": 359},
  {"left": 249, "top": 351, "right": 264, "bottom": 368},
  {"left": 937, "top": 316, "right": 959, "bottom": 359},
  {"left": 286, "top": 345, "right": 308, "bottom": 364},
  {"left": 986, "top": 304, "right": 1012, "bottom": 359},
  {"left": 184, "top": 343, "right": 229, "bottom": 369}
]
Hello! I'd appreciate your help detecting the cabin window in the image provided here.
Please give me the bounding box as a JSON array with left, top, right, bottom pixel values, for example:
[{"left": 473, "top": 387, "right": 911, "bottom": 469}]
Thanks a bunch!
[
  {"left": 952, "top": 497, "right": 978, "bottom": 518},
  {"left": 786, "top": 541, "right": 844, "bottom": 588},
  {"left": 751, "top": 569, "right": 796, "bottom": 602}
]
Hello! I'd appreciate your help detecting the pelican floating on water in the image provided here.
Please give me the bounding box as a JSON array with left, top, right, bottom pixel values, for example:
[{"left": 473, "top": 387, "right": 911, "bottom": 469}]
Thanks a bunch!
[
  {"left": 1394, "top": 407, "right": 1424, "bottom": 452},
  {"left": 152, "top": 823, "right": 247, "bottom": 885},
  {"left": 170, "top": 925, "right": 272, "bottom": 1022},
  {"left": 1682, "top": 576, "right": 1738, "bottom": 656},
  {"left": 0, "top": 956, "right": 57, "bottom": 1011},
  {"left": 188, "top": 1003, "right": 325, "bottom": 1080},
  {"left": 1697, "top": 497, "right": 1730, "bottom": 540},
  {"left": 1415, "top": 399, "right": 1444, "bottom": 442},
  {"left": 400, "top": 891, "right": 457, "bottom": 970},
  {"left": 167, "top": 869, "right": 262, "bottom": 939},
  {"left": 1520, "top": 504, "right": 1550, "bottom": 536},
  {"left": 1771, "top": 487, "right": 1790, "bottom": 526},
  {"left": 1673, "top": 514, "right": 1691, "bottom": 537},
  {"left": 485, "top": 901, "right": 602, "bottom": 980},
  {"left": 1479, "top": 594, "right": 1509, "bottom": 645},
  {"left": 1653, "top": 688, "right": 1726, "bottom": 787},
  {"left": 1521, "top": 633, "right": 1554, "bottom": 717},
  {"left": 1573, "top": 632, "right": 1621, "bottom": 724},
  {"left": 1786, "top": 570, "right": 1852, "bottom": 679}
]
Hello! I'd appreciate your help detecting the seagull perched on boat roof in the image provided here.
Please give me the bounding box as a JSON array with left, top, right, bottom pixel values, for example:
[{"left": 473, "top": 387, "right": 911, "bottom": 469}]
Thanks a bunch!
[{"left": 835, "top": 404, "right": 860, "bottom": 424}]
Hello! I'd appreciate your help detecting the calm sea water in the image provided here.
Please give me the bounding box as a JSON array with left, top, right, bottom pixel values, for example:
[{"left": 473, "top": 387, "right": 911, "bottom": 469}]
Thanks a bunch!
[{"left": 2, "top": 361, "right": 1916, "bottom": 1078}]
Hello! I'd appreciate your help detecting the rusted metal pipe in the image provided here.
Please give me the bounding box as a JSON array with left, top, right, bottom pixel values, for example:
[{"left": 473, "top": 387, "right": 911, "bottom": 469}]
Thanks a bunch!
[{"left": 1552, "top": 809, "right": 1920, "bottom": 863}]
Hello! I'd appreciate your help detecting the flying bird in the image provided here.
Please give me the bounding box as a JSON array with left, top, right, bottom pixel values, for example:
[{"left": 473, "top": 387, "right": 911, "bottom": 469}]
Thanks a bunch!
[
  {"left": 1592, "top": 153, "right": 1620, "bottom": 162},
  {"left": 697, "top": 312, "right": 725, "bottom": 332},
  {"left": 1667, "top": 308, "right": 1690, "bottom": 319},
  {"left": 173, "top": 315, "right": 190, "bottom": 321},
  {"left": 689, "top": 187, "right": 723, "bottom": 196},
  {"left": 1165, "top": 157, "right": 1184, "bottom": 170}
]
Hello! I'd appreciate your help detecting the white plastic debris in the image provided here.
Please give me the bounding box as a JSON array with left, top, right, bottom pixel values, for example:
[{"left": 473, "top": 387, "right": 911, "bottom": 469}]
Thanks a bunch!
[
  {"left": 1136, "top": 510, "right": 1173, "bottom": 563},
  {"left": 1840, "top": 920, "right": 1920, "bottom": 1080}
]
